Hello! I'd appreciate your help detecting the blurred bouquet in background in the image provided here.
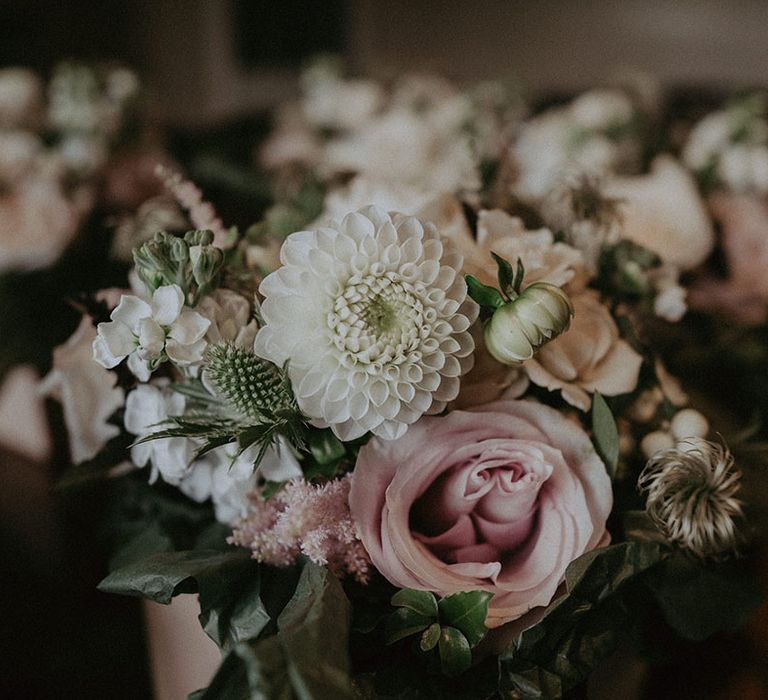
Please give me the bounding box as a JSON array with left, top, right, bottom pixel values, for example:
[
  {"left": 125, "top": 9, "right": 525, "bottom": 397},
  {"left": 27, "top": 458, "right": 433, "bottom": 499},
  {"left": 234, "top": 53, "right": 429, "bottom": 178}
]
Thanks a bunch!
[{"left": 3, "top": 57, "right": 767, "bottom": 698}]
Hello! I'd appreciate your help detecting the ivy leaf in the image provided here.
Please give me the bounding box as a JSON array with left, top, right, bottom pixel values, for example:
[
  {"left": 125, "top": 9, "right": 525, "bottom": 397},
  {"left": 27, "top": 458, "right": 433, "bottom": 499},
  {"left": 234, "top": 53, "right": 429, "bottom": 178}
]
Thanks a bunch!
[
  {"left": 437, "top": 590, "right": 492, "bottom": 647},
  {"left": 391, "top": 588, "right": 439, "bottom": 618},
  {"left": 465, "top": 275, "right": 505, "bottom": 310},
  {"left": 201, "top": 562, "right": 354, "bottom": 700},
  {"left": 499, "top": 541, "right": 665, "bottom": 697},
  {"left": 438, "top": 626, "right": 472, "bottom": 677},
  {"left": 591, "top": 392, "right": 619, "bottom": 477},
  {"left": 98, "top": 549, "right": 270, "bottom": 648},
  {"left": 491, "top": 251, "right": 517, "bottom": 299},
  {"left": 645, "top": 553, "right": 763, "bottom": 641},
  {"left": 383, "top": 607, "right": 432, "bottom": 645},
  {"left": 420, "top": 622, "right": 442, "bottom": 652}
]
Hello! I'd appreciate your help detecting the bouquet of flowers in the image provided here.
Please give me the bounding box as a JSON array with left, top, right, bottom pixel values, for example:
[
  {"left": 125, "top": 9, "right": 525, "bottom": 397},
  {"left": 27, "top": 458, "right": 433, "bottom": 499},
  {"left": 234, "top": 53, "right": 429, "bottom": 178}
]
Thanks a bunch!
[{"left": 45, "top": 63, "right": 765, "bottom": 699}]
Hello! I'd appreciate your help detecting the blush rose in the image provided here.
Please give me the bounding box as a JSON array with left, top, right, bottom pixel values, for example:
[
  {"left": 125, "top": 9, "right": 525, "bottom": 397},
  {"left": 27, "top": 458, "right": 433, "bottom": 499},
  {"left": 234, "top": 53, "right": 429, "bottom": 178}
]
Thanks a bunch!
[{"left": 349, "top": 400, "right": 612, "bottom": 628}]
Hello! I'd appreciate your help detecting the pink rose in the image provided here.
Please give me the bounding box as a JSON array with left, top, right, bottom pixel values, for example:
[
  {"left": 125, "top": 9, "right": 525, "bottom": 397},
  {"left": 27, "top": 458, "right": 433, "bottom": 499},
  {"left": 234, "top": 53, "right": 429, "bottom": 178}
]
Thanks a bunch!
[{"left": 349, "top": 400, "right": 612, "bottom": 627}]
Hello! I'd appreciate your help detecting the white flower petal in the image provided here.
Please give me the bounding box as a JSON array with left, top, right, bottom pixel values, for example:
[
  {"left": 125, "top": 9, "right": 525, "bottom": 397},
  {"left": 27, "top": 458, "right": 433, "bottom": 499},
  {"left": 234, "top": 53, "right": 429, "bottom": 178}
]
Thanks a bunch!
[
  {"left": 137, "top": 318, "right": 165, "bottom": 358},
  {"left": 127, "top": 352, "right": 152, "bottom": 381},
  {"left": 151, "top": 284, "right": 185, "bottom": 326},
  {"left": 111, "top": 294, "right": 151, "bottom": 328},
  {"left": 168, "top": 308, "right": 210, "bottom": 345}
]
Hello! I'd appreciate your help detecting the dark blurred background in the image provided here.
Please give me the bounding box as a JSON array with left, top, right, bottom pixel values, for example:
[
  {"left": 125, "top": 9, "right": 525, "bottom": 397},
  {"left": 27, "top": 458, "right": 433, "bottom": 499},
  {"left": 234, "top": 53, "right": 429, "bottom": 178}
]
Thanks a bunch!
[{"left": 1, "top": 1, "right": 767, "bottom": 698}]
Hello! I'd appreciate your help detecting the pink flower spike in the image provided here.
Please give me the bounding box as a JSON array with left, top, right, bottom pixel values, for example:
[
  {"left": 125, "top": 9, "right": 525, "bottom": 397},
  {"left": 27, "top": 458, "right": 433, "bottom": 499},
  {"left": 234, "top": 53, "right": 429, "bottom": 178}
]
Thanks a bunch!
[
  {"left": 155, "top": 164, "right": 231, "bottom": 248},
  {"left": 228, "top": 474, "right": 371, "bottom": 584}
]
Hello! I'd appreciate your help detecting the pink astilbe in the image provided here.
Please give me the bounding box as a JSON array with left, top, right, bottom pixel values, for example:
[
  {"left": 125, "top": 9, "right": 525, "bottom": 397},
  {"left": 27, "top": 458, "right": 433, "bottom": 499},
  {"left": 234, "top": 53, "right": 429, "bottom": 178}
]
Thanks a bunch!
[
  {"left": 155, "top": 164, "right": 231, "bottom": 248},
  {"left": 228, "top": 474, "right": 371, "bottom": 583}
]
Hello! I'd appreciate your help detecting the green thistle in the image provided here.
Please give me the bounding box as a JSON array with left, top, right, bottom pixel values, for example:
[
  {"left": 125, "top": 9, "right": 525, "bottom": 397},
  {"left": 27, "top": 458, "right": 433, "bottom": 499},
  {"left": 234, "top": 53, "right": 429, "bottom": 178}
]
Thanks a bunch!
[{"left": 205, "top": 343, "right": 296, "bottom": 422}]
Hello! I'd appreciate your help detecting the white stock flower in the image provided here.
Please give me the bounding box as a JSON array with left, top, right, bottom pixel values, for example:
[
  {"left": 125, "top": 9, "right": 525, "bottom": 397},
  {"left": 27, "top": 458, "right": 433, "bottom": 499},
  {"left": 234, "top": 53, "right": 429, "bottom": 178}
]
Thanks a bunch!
[
  {"left": 206, "top": 440, "right": 302, "bottom": 525},
  {"left": 322, "top": 108, "right": 480, "bottom": 194},
  {"left": 39, "top": 316, "right": 124, "bottom": 464},
  {"left": 255, "top": 206, "right": 477, "bottom": 441},
  {"left": 123, "top": 382, "right": 192, "bottom": 485},
  {"left": 179, "top": 440, "right": 302, "bottom": 524},
  {"left": 510, "top": 89, "right": 639, "bottom": 203},
  {"left": 92, "top": 284, "right": 210, "bottom": 381}
]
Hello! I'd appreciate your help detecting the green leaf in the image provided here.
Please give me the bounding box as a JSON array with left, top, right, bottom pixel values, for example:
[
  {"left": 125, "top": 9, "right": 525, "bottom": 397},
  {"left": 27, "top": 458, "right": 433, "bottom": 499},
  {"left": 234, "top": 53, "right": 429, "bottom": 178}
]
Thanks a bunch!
[
  {"left": 499, "top": 541, "right": 665, "bottom": 697},
  {"left": 260, "top": 480, "right": 285, "bottom": 500},
  {"left": 98, "top": 549, "right": 270, "bottom": 648},
  {"left": 438, "top": 626, "right": 472, "bottom": 677},
  {"left": 391, "top": 588, "right": 439, "bottom": 618},
  {"left": 591, "top": 392, "right": 619, "bottom": 477},
  {"left": 202, "top": 562, "right": 354, "bottom": 700},
  {"left": 465, "top": 275, "right": 505, "bottom": 310},
  {"left": 383, "top": 607, "right": 432, "bottom": 645},
  {"left": 420, "top": 622, "right": 442, "bottom": 652},
  {"left": 491, "top": 251, "right": 517, "bottom": 299},
  {"left": 437, "top": 590, "right": 492, "bottom": 647},
  {"left": 645, "top": 553, "right": 763, "bottom": 641},
  {"left": 54, "top": 432, "right": 134, "bottom": 491},
  {"left": 308, "top": 429, "right": 345, "bottom": 465}
]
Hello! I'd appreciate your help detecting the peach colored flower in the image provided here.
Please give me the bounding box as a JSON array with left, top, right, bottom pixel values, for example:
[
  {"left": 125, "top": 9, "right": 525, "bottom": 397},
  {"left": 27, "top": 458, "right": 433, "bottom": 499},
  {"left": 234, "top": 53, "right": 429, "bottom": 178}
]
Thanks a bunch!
[
  {"left": 451, "top": 209, "right": 587, "bottom": 290},
  {"left": 688, "top": 193, "right": 768, "bottom": 325},
  {"left": 524, "top": 290, "right": 643, "bottom": 410}
]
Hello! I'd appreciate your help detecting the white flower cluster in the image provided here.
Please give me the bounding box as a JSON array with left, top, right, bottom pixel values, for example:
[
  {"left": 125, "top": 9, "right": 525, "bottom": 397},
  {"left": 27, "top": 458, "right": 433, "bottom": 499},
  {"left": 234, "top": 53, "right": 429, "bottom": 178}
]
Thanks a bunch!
[
  {"left": 92, "top": 285, "right": 210, "bottom": 381},
  {"left": 683, "top": 95, "right": 768, "bottom": 193},
  {"left": 510, "top": 88, "right": 641, "bottom": 203}
]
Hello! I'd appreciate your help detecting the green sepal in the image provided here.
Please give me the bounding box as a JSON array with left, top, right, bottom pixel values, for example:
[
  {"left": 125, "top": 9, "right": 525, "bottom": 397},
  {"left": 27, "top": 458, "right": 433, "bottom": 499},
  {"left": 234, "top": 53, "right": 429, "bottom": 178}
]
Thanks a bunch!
[
  {"left": 591, "top": 392, "right": 619, "bottom": 478},
  {"left": 438, "top": 626, "right": 472, "bottom": 677},
  {"left": 437, "top": 590, "right": 493, "bottom": 647},
  {"left": 490, "top": 251, "right": 517, "bottom": 299},
  {"left": 98, "top": 549, "right": 269, "bottom": 649},
  {"left": 465, "top": 275, "right": 505, "bottom": 310},
  {"left": 391, "top": 588, "right": 439, "bottom": 618}
]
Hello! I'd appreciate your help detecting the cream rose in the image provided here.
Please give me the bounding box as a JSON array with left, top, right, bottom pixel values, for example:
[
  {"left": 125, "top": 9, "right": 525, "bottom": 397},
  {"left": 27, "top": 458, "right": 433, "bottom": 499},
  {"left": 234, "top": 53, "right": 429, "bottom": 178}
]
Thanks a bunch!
[
  {"left": 524, "top": 291, "right": 643, "bottom": 410},
  {"left": 349, "top": 400, "right": 612, "bottom": 627},
  {"left": 604, "top": 155, "right": 714, "bottom": 271}
]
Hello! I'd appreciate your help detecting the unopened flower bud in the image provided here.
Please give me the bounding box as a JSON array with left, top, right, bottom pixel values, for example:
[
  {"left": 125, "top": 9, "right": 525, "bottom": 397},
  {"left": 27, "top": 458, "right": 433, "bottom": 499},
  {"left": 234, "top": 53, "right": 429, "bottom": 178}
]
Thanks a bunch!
[
  {"left": 170, "top": 236, "right": 189, "bottom": 263},
  {"left": 640, "top": 429, "right": 675, "bottom": 458},
  {"left": 670, "top": 408, "right": 709, "bottom": 441},
  {"left": 484, "top": 283, "right": 573, "bottom": 364},
  {"left": 190, "top": 244, "right": 224, "bottom": 288},
  {"left": 185, "top": 229, "right": 214, "bottom": 247}
]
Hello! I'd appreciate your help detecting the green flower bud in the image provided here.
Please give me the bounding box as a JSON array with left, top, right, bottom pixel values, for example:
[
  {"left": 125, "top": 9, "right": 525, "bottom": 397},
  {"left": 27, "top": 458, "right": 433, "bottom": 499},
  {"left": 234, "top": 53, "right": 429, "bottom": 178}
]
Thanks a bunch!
[
  {"left": 484, "top": 283, "right": 574, "bottom": 364},
  {"left": 190, "top": 244, "right": 224, "bottom": 288},
  {"left": 170, "top": 237, "right": 189, "bottom": 263},
  {"left": 185, "top": 229, "right": 214, "bottom": 246}
]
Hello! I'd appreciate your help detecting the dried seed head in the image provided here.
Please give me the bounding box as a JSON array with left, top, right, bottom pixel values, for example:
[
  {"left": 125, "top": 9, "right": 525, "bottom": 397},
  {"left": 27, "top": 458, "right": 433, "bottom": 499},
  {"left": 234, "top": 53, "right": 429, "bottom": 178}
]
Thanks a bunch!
[{"left": 638, "top": 438, "right": 743, "bottom": 560}]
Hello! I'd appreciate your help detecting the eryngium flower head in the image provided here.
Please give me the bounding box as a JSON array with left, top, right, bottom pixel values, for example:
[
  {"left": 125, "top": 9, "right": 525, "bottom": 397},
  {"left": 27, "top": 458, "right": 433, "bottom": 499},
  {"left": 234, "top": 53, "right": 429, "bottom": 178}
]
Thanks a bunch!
[
  {"left": 638, "top": 439, "right": 743, "bottom": 560},
  {"left": 254, "top": 206, "right": 477, "bottom": 441}
]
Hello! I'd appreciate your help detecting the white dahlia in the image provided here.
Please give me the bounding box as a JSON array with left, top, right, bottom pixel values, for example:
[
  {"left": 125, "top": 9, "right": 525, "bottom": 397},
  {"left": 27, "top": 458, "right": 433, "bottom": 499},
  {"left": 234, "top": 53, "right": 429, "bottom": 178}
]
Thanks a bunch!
[{"left": 254, "top": 206, "right": 478, "bottom": 441}]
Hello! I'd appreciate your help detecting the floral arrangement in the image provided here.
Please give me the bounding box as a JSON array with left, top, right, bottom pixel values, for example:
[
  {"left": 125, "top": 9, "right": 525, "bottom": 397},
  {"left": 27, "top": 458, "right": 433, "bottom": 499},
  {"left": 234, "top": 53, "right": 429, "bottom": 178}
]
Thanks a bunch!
[{"left": 42, "top": 61, "right": 766, "bottom": 699}]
